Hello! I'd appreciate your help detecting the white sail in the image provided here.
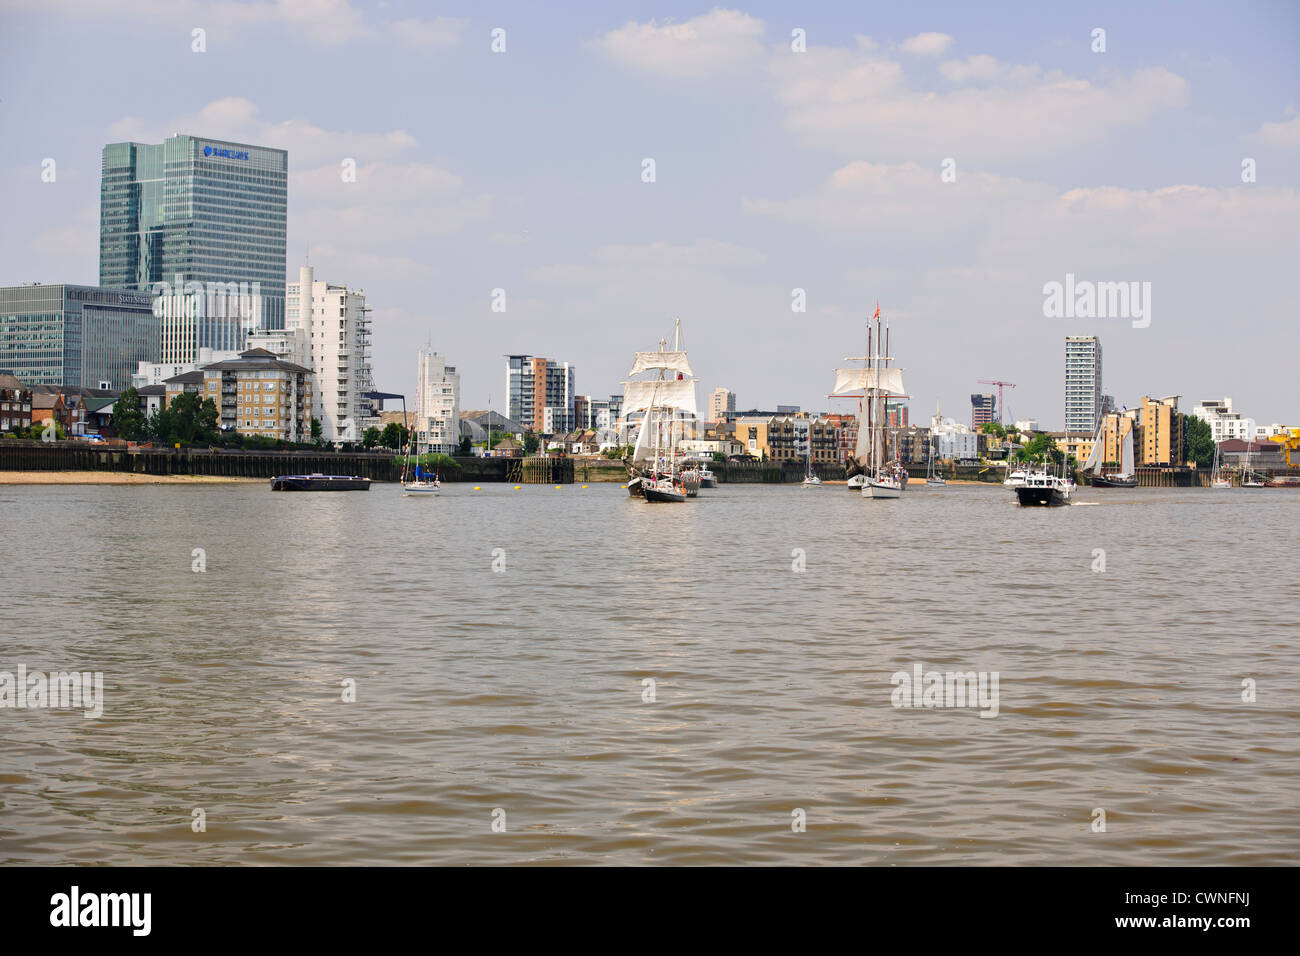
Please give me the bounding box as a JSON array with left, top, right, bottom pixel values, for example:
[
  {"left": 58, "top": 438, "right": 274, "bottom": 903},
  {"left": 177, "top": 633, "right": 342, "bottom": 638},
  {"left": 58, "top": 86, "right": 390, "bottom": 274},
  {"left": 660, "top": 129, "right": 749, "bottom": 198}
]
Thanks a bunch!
[
  {"left": 1083, "top": 422, "right": 1104, "bottom": 474},
  {"left": 831, "top": 366, "right": 905, "bottom": 396},
  {"left": 629, "top": 350, "right": 693, "bottom": 378},
  {"left": 622, "top": 377, "right": 697, "bottom": 416},
  {"left": 853, "top": 396, "right": 871, "bottom": 461},
  {"left": 1120, "top": 423, "right": 1135, "bottom": 476}
]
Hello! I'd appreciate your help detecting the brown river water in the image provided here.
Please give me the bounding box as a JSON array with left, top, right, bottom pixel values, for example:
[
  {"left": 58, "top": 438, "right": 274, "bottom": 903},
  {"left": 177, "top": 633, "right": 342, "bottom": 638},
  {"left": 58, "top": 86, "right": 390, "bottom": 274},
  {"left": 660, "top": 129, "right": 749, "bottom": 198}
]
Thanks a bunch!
[{"left": 1, "top": 481, "right": 1297, "bottom": 865}]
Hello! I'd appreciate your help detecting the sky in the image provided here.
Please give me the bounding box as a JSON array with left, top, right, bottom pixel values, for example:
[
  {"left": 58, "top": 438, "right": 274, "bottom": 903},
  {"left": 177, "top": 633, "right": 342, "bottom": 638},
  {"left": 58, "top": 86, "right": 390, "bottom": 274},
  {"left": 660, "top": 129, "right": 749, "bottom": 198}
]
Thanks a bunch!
[{"left": 2, "top": 0, "right": 1297, "bottom": 429}]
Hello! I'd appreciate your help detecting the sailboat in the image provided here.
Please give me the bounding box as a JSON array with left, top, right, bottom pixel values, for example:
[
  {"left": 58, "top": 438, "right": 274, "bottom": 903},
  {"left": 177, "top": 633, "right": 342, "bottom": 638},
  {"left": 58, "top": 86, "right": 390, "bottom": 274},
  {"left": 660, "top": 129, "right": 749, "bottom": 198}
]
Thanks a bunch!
[
  {"left": 1084, "top": 415, "right": 1138, "bottom": 488},
  {"left": 802, "top": 428, "right": 822, "bottom": 486},
  {"left": 1241, "top": 441, "right": 1266, "bottom": 487},
  {"left": 1210, "top": 442, "right": 1232, "bottom": 488},
  {"left": 622, "top": 318, "right": 701, "bottom": 501},
  {"left": 830, "top": 304, "right": 906, "bottom": 500},
  {"left": 926, "top": 434, "right": 946, "bottom": 486},
  {"left": 401, "top": 430, "right": 440, "bottom": 496}
]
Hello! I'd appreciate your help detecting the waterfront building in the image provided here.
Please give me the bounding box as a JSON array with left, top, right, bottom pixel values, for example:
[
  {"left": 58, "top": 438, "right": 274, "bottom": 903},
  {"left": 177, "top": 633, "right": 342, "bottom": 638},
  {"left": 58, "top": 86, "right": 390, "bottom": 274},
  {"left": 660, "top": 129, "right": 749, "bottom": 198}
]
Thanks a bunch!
[
  {"left": 415, "top": 349, "right": 460, "bottom": 455},
  {"left": 825, "top": 412, "right": 858, "bottom": 465},
  {"left": 887, "top": 399, "right": 909, "bottom": 430},
  {"left": 1014, "top": 418, "right": 1040, "bottom": 433},
  {"left": 575, "top": 394, "right": 622, "bottom": 430},
  {"left": 679, "top": 437, "right": 743, "bottom": 457},
  {"left": 286, "top": 265, "right": 376, "bottom": 442},
  {"left": 1137, "top": 395, "right": 1184, "bottom": 466},
  {"left": 1065, "top": 335, "right": 1103, "bottom": 434},
  {"left": 165, "top": 348, "right": 314, "bottom": 441},
  {"left": 506, "top": 355, "right": 576, "bottom": 434},
  {"left": 734, "top": 416, "right": 773, "bottom": 459},
  {"left": 100, "top": 134, "right": 287, "bottom": 329},
  {"left": 1218, "top": 438, "right": 1283, "bottom": 470},
  {"left": 0, "top": 371, "right": 32, "bottom": 433},
  {"left": 0, "top": 283, "right": 158, "bottom": 390},
  {"left": 1190, "top": 397, "right": 1257, "bottom": 444},
  {"left": 767, "top": 415, "right": 837, "bottom": 463},
  {"left": 709, "top": 387, "right": 736, "bottom": 423},
  {"left": 932, "top": 412, "right": 979, "bottom": 461},
  {"left": 971, "top": 393, "right": 996, "bottom": 429},
  {"left": 132, "top": 348, "right": 241, "bottom": 389}
]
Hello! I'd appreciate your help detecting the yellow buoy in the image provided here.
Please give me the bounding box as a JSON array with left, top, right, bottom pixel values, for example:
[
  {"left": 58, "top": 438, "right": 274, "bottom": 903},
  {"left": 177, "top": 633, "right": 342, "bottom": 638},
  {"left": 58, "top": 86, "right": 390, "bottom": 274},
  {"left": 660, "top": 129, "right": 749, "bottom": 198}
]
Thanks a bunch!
[
  {"left": 513, "top": 485, "right": 521, "bottom": 490},
  {"left": 473, "top": 486, "right": 481, "bottom": 490},
  {"left": 581, "top": 485, "right": 588, "bottom": 489},
  {"left": 554, "top": 485, "right": 561, "bottom": 489}
]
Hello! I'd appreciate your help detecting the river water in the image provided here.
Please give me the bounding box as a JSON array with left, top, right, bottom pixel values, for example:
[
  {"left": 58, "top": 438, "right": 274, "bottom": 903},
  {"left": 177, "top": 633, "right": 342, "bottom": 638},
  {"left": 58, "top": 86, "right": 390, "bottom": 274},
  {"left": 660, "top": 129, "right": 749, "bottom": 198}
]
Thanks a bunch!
[{"left": 1, "top": 481, "right": 1296, "bottom": 865}]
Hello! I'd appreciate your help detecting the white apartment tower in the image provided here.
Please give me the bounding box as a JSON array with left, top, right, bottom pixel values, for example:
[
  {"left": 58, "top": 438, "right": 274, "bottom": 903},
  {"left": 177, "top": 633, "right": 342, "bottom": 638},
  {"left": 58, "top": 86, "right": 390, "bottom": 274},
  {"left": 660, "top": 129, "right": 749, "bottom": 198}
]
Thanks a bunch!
[
  {"left": 415, "top": 349, "right": 461, "bottom": 455},
  {"left": 710, "top": 387, "right": 736, "bottom": 423},
  {"left": 286, "top": 265, "right": 376, "bottom": 441},
  {"left": 1064, "top": 335, "right": 1102, "bottom": 434}
]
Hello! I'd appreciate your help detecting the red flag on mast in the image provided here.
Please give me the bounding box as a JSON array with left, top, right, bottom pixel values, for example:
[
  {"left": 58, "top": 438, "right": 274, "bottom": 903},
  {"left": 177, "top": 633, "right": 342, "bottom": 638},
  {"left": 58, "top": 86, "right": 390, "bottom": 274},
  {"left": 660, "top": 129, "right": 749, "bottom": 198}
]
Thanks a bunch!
[{"left": 873, "top": 302, "right": 881, "bottom": 320}]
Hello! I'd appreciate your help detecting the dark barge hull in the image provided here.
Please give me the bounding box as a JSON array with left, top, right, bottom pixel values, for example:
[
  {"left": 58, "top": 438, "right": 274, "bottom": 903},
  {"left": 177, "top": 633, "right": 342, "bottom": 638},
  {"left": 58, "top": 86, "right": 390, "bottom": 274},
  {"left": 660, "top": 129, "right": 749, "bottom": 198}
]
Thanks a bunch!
[
  {"left": 1089, "top": 474, "right": 1138, "bottom": 488},
  {"left": 270, "top": 474, "right": 371, "bottom": 491},
  {"left": 1015, "top": 486, "right": 1068, "bottom": 506}
]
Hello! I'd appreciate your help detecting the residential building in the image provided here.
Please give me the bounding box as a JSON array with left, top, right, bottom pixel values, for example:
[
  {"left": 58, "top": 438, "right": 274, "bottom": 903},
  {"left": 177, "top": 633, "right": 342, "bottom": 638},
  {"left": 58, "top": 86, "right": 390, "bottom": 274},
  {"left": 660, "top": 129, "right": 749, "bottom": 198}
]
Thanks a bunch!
[
  {"left": 886, "top": 399, "right": 909, "bottom": 430},
  {"left": 576, "top": 394, "right": 622, "bottom": 430},
  {"left": 971, "top": 393, "right": 996, "bottom": 429},
  {"left": 1190, "top": 397, "right": 1257, "bottom": 444},
  {"left": 415, "top": 349, "right": 460, "bottom": 455},
  {"left": 709, "top": 387, "right": 736, "bottom": 423},
  {"left": 0, "top": 283, "right": 158, "bottom": 390},
  {"left": 734, "top": 416, "right": 772, "bottom": 458},
  {"left": 286, "top": 265, "right": 376, "bottom": 441},
  {"left": 170, "top": 348, "right": 314, "bottom": 441},
  {"left": 506, "top": 354, "right": 576, "bottom": 434},
  {"left": 932, "top": 413, "right": 979, "bottom": 461},
  {"left": 1064, "top": 335, "right": 1103, "bottom": 433},
  {"left": 132, "top": 348, "right": 240, "bottom": 388},
  {"left": 825, "top": 412, "right": 858, "bottom": 465},
  {"left": 0, "top": 371, "right": 32, "bottom": 433},
  {"left": 679, "top": 438, "right": 743, "bottom": 457},
  {"left": 767, "top": 415, "right": 837, "bottom": 463},
  {"left": 100, "top": 134, "right": 287, "bottom": 329},
  {"left": 1137, "top": 395, "right": 1184, "bottom": 466},
  {"left": 1014, "top": 418, "right": 1040, "bottom": 433}
]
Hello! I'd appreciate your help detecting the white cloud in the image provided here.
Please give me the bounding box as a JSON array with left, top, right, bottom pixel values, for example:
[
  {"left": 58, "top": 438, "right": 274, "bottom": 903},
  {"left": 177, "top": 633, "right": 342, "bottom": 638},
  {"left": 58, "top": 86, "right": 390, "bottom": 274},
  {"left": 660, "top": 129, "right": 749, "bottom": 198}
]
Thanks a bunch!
[
  {"left": 899, "top": 32, "right": 953, "bottom": 56},
  {"left": 769, "top": 46, "right": 1189, "bottom": 162},
  {"left": 1253, "top": 110, "right": 1300, "bottom": 149},
  {"left": 593, "top": 8, "right": 766, "bottom": 79},
  {"left": 106, "top": 98, "right": 417, "bottom": 167}
]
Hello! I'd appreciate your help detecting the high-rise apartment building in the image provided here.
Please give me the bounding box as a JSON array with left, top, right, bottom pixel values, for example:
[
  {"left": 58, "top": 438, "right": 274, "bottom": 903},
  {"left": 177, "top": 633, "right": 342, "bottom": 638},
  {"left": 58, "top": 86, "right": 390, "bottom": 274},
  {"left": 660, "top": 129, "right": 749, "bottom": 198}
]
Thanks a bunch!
[
  {"left": 1138, "top": 395, "right": 1184, "bottom": 466},
  {"left": 970, "top": 393, "right": 996, "bottom": 429},
  {"left": 175, "top": 347, "right": 313, "bottom": 441},
  {"left": 1064, "top": 335, "right": 1102, "bottom": 434},
  {"left": 506, "top": 355, "right": 576, "bottom": 434},
  {"left": 0, "top": 283, "right": 157, "bottom": 390},
  {"left": 99, "top": 134, "right": 287, "bottom": 329},
  {"left": 709, "top": 387, "right": 736, "bottom": 423},
  {"left": 415, "top": 350, "right": 461, "bottom": 455},
  {"left": 1191, "top": 397, "right": 1257, "bottom": 443},
  {"left": 286, "top": 265, "right": 376, "bottom": 441}
]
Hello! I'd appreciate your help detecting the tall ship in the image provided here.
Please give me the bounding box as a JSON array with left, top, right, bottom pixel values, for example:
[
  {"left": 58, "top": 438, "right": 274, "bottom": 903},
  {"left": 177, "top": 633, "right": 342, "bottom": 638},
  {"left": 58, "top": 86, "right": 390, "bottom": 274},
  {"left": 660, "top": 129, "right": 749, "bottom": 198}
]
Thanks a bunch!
[
  {"left": 1083, "top": 415, "right": 1138, "bottom": 488},
  {"left": 831, "top": 305, "right": 907, "bottom": 499},
  {"left": 622, "top": 318, "right": 702, "bottom": 500}
]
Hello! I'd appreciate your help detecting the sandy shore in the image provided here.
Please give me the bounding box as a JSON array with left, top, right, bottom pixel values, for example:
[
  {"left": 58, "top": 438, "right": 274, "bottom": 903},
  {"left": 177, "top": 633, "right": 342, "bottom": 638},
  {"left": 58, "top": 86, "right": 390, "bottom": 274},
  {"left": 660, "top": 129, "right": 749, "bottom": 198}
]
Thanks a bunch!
[{"left": 0, "top": 471, "right": 260, "bottom": 485}]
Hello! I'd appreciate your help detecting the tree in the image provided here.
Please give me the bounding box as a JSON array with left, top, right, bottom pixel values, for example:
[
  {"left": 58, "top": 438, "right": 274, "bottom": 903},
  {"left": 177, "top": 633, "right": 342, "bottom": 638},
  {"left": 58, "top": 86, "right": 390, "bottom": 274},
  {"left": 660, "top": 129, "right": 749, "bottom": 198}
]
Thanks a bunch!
[
  {"left": 111, "top": 386, "right": 145, "bottom": 440},
  {"left": 457, "top": 434, "right": 472, "bottom": 455},
  {"left": 362, "top": 426, "right": 381, "bottom": 448},
  {"left": 197, "top": 397, "right": 219, "bottom": 441},
  {"left": 523, "top": 433, "right": 539, "bottom": 455},
  {"left": 379, "top": 422, "right": 408, "bottom": 450},
  {"left": 980, "top": 422, "right": 1007, "bottom": 438},
  {"left": 311, "top": 417, "right": 322, "bottom": 445},
  {"left": 488, "top": 429, "right": 507, "bottom": 450},
  {"left": 1184, "top": 414, "right": 1213, "bottom": 466}
]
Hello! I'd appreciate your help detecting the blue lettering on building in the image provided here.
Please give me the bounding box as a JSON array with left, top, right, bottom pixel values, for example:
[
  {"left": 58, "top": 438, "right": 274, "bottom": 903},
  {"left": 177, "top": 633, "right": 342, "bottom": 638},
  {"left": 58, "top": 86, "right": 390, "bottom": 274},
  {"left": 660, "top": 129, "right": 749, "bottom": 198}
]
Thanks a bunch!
[{"left": 202, "top": 145, "right": 250, "bottom": 161}]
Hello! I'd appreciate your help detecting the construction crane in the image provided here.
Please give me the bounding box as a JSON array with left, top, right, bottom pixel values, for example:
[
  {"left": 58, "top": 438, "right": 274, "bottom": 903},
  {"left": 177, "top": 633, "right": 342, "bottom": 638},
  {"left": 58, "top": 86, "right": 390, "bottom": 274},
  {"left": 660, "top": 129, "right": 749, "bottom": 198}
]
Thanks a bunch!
[{"left": 977, "top": 380, "right": 1017, "bottom": 425}]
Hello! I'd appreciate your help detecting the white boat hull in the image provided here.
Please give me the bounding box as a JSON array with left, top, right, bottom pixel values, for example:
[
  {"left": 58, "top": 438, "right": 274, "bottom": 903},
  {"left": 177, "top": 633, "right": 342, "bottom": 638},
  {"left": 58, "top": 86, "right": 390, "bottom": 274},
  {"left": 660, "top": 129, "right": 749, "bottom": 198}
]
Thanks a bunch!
[
  {"left": 863, "top": 480, "right": 901, "bottom": 499},
  {"left": 847, "top": 474, "right": 867, "bottom": 490},
  {"left": 402, "top": 481, "right": 440, "bottom": 496}
]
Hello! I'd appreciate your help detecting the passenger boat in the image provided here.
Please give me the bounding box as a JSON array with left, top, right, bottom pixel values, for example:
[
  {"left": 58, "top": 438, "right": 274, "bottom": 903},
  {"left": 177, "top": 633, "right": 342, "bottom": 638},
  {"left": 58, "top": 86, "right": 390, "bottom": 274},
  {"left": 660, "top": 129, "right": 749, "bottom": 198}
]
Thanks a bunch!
[{"left": 270, "top": 474, "right": 370, "bottom": 491}]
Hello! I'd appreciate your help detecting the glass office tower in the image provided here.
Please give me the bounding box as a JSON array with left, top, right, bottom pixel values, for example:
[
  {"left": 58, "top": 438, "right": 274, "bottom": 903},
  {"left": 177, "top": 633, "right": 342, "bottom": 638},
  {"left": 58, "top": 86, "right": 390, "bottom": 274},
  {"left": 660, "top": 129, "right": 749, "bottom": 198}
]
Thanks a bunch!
[
  {"left": 99, "top": 134, "right": 288, "bottom": 329},
  {"left": 0, "top": 284, "right": 158, "bottom": 390}
]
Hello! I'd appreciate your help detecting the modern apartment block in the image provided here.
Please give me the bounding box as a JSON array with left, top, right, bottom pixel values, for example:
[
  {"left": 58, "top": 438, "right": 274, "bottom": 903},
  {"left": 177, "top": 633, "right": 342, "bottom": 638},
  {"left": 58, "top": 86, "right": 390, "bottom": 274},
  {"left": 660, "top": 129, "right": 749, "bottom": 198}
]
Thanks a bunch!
[
  {"left": 1137, "top": 395, "right": 1184, "bottom": 466},
  {"left": 165, "top": 347, "right": 314, "bottom": 441},
  {"left": 575, "top": 394, "right": 622, "bottom": 430},
  {"left": 415, "top": 349, "right": 460, "bottom": 455},
  {"left": 506, "top": 355, "right": 576, "bottom": 434},
  {"left": 970, "top": 393, "right": 996, "bottom": 429},
  {"left": 1064, "top": 335, "right": 1103, "bottom": 434},
  {"left": 709, "top": 387, "right": 736, "bottom": 423},
  {"left": 0, "top": 283, "right": 158, "bottom": 390},
  {"left": 100, "top": 134, "right": 287, "bottom": 329},
  {"left": 1191, "top": 397, "right": 1257, "bottom": 443},
  {"left": 286, "top": 265, "right": 376, "bottom": 441}
]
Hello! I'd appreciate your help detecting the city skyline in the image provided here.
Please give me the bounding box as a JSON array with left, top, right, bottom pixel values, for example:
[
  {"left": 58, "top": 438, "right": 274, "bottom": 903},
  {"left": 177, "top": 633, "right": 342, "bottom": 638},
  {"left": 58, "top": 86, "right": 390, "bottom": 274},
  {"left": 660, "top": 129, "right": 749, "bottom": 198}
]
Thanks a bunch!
[{"left": 2, "top": 1, "right": 1298, "bottom": 430}]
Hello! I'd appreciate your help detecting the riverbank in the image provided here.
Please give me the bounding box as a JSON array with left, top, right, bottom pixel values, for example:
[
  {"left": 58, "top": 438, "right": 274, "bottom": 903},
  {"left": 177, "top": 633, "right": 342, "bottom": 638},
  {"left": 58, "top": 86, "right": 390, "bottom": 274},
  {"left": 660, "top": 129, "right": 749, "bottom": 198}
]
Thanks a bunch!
[{"left": 0, "top": 472, "right": 260, "bottom": 485}]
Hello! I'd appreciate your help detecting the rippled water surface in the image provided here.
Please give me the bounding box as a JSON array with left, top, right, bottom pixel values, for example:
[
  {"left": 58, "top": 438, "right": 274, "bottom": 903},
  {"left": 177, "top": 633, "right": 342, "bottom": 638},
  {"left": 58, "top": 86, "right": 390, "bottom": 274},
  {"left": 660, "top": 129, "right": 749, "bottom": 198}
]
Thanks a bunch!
[{"left": 2, "top": 481, "right": 1297, "bottom": 865}]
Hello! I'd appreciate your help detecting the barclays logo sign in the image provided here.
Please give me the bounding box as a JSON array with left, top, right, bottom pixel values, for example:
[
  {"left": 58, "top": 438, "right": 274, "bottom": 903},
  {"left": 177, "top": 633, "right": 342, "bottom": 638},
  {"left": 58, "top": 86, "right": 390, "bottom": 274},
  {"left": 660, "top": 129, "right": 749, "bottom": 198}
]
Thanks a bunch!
[{"left": 203, "top": 145, "right": 250, "bottom": 161}]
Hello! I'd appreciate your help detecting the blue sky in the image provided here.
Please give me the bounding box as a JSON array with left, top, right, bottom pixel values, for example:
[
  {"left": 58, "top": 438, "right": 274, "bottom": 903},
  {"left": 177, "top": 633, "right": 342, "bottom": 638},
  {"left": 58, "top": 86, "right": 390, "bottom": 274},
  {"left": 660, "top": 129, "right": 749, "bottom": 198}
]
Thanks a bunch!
[{"left": 2, "top": 0, "right": 1297, "bottom": 427}]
